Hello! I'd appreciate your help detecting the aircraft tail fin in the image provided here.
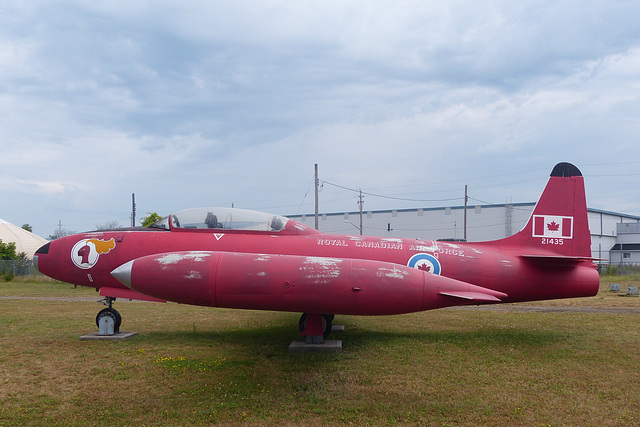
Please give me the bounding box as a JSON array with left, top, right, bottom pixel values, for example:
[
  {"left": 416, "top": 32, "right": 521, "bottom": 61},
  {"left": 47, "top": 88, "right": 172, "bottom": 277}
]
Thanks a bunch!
[{"left": 502, "top": 162, "right": 592, "bottom": 258}]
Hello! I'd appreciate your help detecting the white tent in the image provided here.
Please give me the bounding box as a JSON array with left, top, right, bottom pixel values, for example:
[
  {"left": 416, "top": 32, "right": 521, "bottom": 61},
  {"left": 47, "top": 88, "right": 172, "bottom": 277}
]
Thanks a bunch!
[{"left": 0, "top": 219, "right": 48, "bottom": 258}]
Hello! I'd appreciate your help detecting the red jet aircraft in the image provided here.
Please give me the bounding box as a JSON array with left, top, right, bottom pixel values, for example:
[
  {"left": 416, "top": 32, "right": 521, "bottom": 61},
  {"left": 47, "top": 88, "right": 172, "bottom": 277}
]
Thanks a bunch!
[{"left": 34, "top": 162, "right": 599, "bottom": 340}]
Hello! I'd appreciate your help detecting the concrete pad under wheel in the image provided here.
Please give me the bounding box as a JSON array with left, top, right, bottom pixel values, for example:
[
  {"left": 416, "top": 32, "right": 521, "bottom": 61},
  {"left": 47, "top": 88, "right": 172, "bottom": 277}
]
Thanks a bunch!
[
  {"left": 80, "top": 332, "right": 138, "bottom": 341},
  {"left": 289, "top": 339, "right": 342, "bottom": 353}
]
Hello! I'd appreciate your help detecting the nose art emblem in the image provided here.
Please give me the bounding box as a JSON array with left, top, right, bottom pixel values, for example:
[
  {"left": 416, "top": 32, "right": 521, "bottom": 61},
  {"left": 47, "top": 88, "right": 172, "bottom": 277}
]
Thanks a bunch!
[{"left": 71, "top": 238, "right": 116, "bottom": 269}]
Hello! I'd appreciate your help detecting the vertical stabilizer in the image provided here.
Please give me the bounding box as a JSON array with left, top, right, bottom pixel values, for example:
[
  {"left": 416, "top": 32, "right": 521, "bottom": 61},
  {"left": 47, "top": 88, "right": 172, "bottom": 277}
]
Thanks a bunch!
[{"left": 502, "top": 162, "right": 591, "bottom": 258}]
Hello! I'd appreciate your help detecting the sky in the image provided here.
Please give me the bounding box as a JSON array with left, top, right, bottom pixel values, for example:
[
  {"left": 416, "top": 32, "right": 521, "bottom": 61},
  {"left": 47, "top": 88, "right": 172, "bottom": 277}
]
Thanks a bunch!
[{"left": 1, "top": 1, "right": 640, "bottom": 238}]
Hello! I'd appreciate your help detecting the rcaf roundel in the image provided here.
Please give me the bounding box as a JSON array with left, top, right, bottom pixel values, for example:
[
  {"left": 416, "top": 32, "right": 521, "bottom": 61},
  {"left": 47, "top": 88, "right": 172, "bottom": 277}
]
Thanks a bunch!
[
  {"left": 407, "top": 253, "right": 441, "bottom": 275},
  {"left": 532, "top": 215, "right": 573, "bottom": 239}
]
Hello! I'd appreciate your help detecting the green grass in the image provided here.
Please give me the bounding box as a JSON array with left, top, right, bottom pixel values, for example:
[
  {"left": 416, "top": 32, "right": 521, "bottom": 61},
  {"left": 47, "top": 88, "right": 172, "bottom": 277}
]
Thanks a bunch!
[{"left": 1, "top": 276, "right": 640, "bottom": 425}]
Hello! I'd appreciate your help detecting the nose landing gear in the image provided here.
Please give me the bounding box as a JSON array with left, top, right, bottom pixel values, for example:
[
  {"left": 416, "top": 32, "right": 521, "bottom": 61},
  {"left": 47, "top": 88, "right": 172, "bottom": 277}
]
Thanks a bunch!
[
  {"left": 96, "top": 296, "right": 121, "bottom": 335},
  {"left": 80, "top": 296, "right": 136, "bottom": 340}
]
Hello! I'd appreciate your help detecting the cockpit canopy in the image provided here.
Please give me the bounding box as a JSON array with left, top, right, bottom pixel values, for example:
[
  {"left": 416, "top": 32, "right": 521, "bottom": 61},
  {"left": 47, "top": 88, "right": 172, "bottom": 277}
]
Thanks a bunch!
[{"left": 151, "top": 207, "right": 289, "bottom": 232}]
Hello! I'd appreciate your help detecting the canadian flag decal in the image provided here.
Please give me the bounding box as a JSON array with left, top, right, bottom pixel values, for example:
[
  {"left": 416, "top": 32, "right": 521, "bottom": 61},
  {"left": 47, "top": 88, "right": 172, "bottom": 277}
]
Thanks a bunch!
[{"left": 533, "top": 215, "right": 573, "bottom": 239}]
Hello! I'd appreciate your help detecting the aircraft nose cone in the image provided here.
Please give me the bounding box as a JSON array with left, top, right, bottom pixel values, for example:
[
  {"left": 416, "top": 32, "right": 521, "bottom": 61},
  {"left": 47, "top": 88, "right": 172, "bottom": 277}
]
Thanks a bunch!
[
  {"left": 33, "top": 242, "right": 51, "bottom": 274},
  {"left": 111, "top": 261, "right": 134, "bottom": 289}
]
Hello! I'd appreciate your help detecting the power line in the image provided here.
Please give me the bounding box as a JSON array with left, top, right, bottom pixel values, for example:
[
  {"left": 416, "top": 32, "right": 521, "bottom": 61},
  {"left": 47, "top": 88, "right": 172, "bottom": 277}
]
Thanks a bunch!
[
  {"left": 296, "top": 176, "right": 315, "bottom": 214},
  {"left": 322, "top": 180, "right": 464, "bottom": 203}
]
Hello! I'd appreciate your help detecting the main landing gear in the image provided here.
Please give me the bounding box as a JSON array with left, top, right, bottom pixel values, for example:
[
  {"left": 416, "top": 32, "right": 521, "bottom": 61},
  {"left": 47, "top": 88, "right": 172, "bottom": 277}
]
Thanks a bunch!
[
  {"left": 290, "top": 313, "right": 342, "bottom": 352},
  {"left": 297, "top": 313, "right": 335, "bottom": 343},
  {"left": 96, "top": 296, "right": 121, "bottom": 335}
]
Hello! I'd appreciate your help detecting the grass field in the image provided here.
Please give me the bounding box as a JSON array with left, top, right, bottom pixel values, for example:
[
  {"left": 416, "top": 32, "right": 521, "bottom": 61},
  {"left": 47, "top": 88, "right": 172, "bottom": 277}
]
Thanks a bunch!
[{"left": 1, "top": 276, "right": 640, "bottom": 426}]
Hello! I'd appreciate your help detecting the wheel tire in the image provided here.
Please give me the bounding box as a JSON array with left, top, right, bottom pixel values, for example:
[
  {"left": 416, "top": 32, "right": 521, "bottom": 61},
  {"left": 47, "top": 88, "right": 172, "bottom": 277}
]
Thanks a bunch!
[
  {"left": 298, "top": 313, "right": 333, "bottom": 339},
  {"left": 321, "top": 314, "right": 333, "bottom": 338},
  {"left": 96, "top": 308, "right": 122, "bottom": 333}
]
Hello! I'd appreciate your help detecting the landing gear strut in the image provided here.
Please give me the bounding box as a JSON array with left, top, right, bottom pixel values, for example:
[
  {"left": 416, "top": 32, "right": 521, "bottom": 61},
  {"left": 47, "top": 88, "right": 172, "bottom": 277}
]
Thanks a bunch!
[
  {"left": 96, "top": 296, "right": 121, "bottom": 335},
  {"left": 289, "top": 313, "right": 342, "bottom": 352},
  {"left": 298, "top": 313, "right": 333, "bottom": 343}
]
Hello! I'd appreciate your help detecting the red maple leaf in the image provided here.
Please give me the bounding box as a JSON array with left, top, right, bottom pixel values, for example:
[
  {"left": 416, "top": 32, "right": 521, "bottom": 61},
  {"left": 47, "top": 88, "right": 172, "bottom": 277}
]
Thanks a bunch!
[
  {"left": 546, "top": 221, "right": 560, "bottom": 231},
  {"left": 418, "top": 263, "right": 431, "bottom": 272}
]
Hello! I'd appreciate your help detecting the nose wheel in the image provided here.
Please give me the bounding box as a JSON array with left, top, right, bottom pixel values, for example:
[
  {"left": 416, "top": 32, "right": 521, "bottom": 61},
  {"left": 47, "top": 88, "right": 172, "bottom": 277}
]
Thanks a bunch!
[
  {"left": 96, "top": 296, "right": 121, "bottom": 335},
  {"left": 96, "top": 308, "right": 122, "bottom": 334}
]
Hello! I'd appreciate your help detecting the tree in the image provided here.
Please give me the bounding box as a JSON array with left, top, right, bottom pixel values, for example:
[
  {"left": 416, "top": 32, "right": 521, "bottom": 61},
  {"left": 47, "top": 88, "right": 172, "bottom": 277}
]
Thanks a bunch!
[
  {"left": 21, "top": 224, "right": 33, "bottom": 232},
  {"left": 48, "top": 229, "right": 77, "bottom": 240},
  {"left": 140, "top": 212, "right": 162, "bottom": 227},
  {"left": 96, "top": 221, "right": 122, "bottom": 230},
  {"left": 0, "top": 240, "right": 18, "bottom": 260}
]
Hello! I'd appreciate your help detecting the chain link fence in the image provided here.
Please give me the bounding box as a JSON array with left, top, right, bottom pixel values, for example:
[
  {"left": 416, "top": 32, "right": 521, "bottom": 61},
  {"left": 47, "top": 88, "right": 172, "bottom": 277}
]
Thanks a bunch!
[
  {"left": 598, "top": 263, "right": 640, "bottom": 276},
  {"left": 0, "top": 259, "right": 39, "bottom": 277},
  {"left": 2, "top": 259, "right": 638, "bottom": 278}
]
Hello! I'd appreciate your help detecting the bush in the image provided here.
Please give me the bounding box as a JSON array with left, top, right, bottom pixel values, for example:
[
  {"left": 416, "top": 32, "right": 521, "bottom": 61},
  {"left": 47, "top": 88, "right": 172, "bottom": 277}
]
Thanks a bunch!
[{"left": 600, "top": 264, "right": 618, "bottom": 276}]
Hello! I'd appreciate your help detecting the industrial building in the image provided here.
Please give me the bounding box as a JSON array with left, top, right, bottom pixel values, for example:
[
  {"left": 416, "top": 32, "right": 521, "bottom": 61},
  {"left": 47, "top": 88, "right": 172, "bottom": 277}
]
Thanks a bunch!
[
  {"left": 610, "top": 223, "right": 640, "bottom": 265},
  {"left": 288, "top": 203, "right": 640, "bottom": 265}
]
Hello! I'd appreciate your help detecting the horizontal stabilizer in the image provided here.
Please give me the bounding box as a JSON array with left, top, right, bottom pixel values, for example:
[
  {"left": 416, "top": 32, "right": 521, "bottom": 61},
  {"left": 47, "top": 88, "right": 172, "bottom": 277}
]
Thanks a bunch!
[{"left": 438, "top": 291, "right": 504, "bottom": 302}]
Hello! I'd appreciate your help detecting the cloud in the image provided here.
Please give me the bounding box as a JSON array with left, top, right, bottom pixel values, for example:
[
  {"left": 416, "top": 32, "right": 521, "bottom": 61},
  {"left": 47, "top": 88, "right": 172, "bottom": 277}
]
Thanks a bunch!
[
  {"left": 0, "top": 178, "right": 70, "bottom": 196},
  {"left": 1, "top": 1, "right": 640, "bottom": 235}
]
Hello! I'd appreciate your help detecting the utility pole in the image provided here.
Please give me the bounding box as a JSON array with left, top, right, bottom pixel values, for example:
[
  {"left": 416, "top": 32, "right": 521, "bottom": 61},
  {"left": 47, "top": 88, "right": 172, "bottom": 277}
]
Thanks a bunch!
[
  {"left": 358, "top": 189, "right": 364, "bottom": 236},
  {"left": 314, "top": 163, "right": 319, "bottom": 230},
  {"left": 58, "top": 220, "right": 62, "bottom": 238},
  {"left": 463, "top": 185, "right": 468, "bottom": 241},
  {"left": 131, "top": 193, "right": 136, "bottom": 227}
]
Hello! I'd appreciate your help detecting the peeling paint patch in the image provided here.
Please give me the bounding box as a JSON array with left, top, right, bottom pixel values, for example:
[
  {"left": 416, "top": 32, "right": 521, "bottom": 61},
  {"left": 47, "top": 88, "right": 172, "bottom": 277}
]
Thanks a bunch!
[
  {"left": 300, "top": 257, "right": 344, "bottom": 283},
  {"left": 184, "top": 270, "right": 202, "bottom": 280},
  {"left": 376, "top": 267, "right": 409, "bottom": 280},
  {"left": 380, "top": 238, "right": 404, "bottom": 244},
  {"left": 156, "top": 252, "right": 211, "bottom": 266},
  {"left": 254, "top": 255, "right": 272, "bottom": 262},
  {"left": 304, "top": 257, "right": 344, "bottom": 266}
]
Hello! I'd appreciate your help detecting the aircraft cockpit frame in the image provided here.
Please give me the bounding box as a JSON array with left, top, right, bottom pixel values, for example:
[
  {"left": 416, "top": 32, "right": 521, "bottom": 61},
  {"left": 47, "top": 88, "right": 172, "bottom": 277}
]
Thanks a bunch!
[{"left": 151, "top": 207, "right": 290, "bottom": 233}]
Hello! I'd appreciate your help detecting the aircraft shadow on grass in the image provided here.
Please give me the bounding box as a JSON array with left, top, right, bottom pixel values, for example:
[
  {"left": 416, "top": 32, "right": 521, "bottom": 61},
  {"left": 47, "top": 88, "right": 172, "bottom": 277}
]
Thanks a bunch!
[{"left": 137, "top": 322, "right": 567, "bottom": 350}]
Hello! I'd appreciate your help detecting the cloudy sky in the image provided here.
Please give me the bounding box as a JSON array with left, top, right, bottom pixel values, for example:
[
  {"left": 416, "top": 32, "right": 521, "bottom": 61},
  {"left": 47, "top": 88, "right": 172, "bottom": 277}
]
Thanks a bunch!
[{"left": 1, "top": 1, "right": 640, "bottom": 237}]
